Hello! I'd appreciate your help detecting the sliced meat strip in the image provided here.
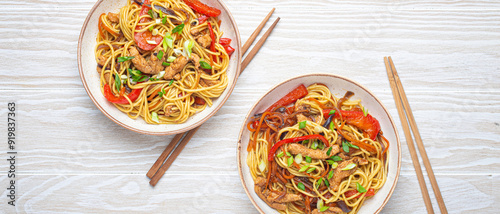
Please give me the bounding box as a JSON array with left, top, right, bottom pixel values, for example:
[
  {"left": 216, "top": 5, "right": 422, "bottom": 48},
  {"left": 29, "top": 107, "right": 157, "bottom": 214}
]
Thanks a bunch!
[
  {"left": 129, "top": 46, "right": 153, "bottom": 74},
  {"left": 107, "top": 12, "right": 119, "bottom": 23},
  {"left": 200, "top": 78, "right": 220, "bottom": 87},
  {"left": 163, "top": 53, "right": 201, "bottom": 80},
  {"left": 254, "top": 184, "right": 287, "bottom": 211},
  {"left": 196, "top": 33, "right": 211, "bottom": 48},
  {"left": 329, "top": 157, "right": 367, "bottom": 191},
  {"left": 311, "top": 207, "right": 343, "bottom": 214},
  {"left": 267, "top": 192, "right": 302, "bottom": 203},
  {"left": 288, "top": 144, "right": 340, "bottom": 160}
]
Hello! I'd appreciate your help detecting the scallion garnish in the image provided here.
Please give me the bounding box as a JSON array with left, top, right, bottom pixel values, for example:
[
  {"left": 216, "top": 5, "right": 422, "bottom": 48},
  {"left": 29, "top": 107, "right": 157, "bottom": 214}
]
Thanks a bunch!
[
  {"left": 167, "top": 56, "right": 176, "bottom": 62},
  {"left": 331, "top": 156, "right": 342, "bottom": 162},
  {"left": 162, "top": 16, "right": 167, "bottom": 24},
  {"left": 299, "top": 120, "right": 307, "bottom": 129},
  {"left": 316, "top": 178, "right": 323, "bottom": 188},
  {"left": 311, "top": 141, "right": 318, "bottom": 150},
  {"left": 128, "top": 68, "right": 141, "bottom": 76},
  {"left": 342, "top": 141, "right": 349, "bottom": 153},
  {"left": 162, "top": 62, "right": 170, "bottom": 66},
  {"left": 328, "top": 170, "right": 334, "bottom": 180},
  {"left": 363, "top": 107, "right": 368, "bottom": 117},
  {"left": 118, "top": 56, "right": 134, "bottom": 62},
  {"left": 287, "top": 157, "right": 293, "bottom": 166},
  {"left": 329, "top": 110, "right": 336, "bottom": 115},
  {"left": 286, "top": 151, "right": 292, "bottom": 157},
  {"left": 158, "top": 88, "right": 166, "bottom": 97},
  {"left": 320, "top": 206, "right": 329, "bottom": 212},
  {"left": 258, "top": 160, "right": 266, "bottom": 173},
  {"left": 172, "top": 23, "right": 185, "bottom": 34},
  {"left": 114, "top": 74, "right": 121, "bottom": 91},
  {"left": 324, "top": 178, "right": 330, "bottom": 187},
  {"left": 356, "top": 182, "right": 367, "bottom": 193},
  {"left": 294, "top": 153, "right": 303, "bottom": 164},
  {"left": 306, "top": 167, "right": 315, "bottom": 173},
  {"left": 326, "top": 147, "right": 332, "bottom": 156},
  {"left": 331, "top": 162, "right": 338, "bottom": 169},
  {"left": 326, "top": 160, "right": 334, "bottom": 165},
  {"left": 157, "top": 50, "right": 164, "bottom": 59},
  {"left": 168, "top": 79, "right": 174, "bottom": 86},
  {"left": 350, "top": 143, "right": 360, "bottom": 149},
  {"left": 342, "top": 163, "right": 357, "bottom": 171},
  {"left": 299, "top": 165, "right": 309, "bottom": 172},
  {"left": 305, "top": 156, "right": 312, "bottom": 163},
  {"left": 151, "top": 112, "right": 159, "bottom": 123},
  {"left": 297, "top": 182, "right": 305, "bottom": 191},
  {"left": 200, "top": 60, "right": 212, "bottom": 69},
  {"left": 275, "top": 151, "right": 284, "bottom": 158}
]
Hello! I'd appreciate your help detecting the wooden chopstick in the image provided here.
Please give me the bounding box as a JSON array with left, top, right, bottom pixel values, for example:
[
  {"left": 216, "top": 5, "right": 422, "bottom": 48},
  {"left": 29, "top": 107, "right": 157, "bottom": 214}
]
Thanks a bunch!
[
  {"left": 384, "top": 56, "right": 448, "bottom": 214},
  {"left": 147, "top": 10, "right": 279, "bottom": 186}
]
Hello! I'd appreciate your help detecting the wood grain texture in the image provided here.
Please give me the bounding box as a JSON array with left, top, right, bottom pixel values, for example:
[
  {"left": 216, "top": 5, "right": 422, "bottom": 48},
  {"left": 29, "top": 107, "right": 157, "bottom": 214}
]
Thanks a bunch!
[{"left": 0, "top": 0, "right": 499, "bottom": 213}]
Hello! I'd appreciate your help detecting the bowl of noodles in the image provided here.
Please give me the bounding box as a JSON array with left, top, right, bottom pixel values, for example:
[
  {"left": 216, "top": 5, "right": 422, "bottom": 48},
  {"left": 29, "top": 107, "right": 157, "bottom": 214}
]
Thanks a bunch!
[
  {"left": 78, "top": 0, "right": 241, "bottom": 135},
  {"left": 237, "top": 73, "right": 401, "bottom": 213}
]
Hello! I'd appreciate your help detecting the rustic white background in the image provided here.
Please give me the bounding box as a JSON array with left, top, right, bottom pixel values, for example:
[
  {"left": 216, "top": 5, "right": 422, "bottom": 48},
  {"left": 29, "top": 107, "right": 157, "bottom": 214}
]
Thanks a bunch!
[{"left": 1, "top": 0, "right": 499, "bottom": 213}]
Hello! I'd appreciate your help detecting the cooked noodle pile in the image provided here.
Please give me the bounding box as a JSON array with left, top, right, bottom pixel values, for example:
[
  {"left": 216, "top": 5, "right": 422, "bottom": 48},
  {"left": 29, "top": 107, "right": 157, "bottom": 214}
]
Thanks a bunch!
[
  {"left": 247, "top": 84, "right": 389, "bottom": 214},
  {"left": 95, "top": 0, "right": 233, "bottom": 124}
]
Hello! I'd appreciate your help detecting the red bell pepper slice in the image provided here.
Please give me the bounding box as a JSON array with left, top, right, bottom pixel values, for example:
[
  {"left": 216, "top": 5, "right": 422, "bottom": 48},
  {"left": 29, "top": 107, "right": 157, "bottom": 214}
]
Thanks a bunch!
[
  {"left": 268, "top": 134, "right": 330, "bottom": 161},
  {"left": 207, "top": 22, "right": 218, "bottom": 64},
  {"left": 219, "top": 38, "right": 231, "bottom": 46},
  {"left": 194, "top": 96, "right": 206, "bottom": 105},
  {"left": 264, "top": 84, "right": 308, "bottom": 113},
  {"left": 134, "top": 0, "right": 162, "bottom": 51},
  {"left": 344, "top": 188, "right": 375, "bottom": 198},
  {"left": 219, "top": 38, "right": 234, "bottom": 57},
  {"left": 198, "top": 15, "right": 208, "bottom": 24},
  {"left": 322, "top": 109, "right": 381, "bottom": 140},
  {"left": 103, "top": 84, "right": 142, "bottom": 104},
  {"left": 183, "top": 0, "right": 221, "bottom": 17}
]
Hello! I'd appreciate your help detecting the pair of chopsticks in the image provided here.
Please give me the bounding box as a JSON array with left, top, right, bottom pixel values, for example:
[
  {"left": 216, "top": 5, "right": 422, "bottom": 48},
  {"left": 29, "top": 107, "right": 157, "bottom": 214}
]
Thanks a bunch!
[
  {"left": 384, "top": 57, "right": 448, "bottom": 214},
  {"left": 147, "top": 9, "right": 280, "bottom": 187}
]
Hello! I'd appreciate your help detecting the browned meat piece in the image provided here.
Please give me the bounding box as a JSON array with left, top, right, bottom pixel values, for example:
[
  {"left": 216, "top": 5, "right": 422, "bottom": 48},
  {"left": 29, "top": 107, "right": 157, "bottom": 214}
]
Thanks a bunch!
[
  {"left": 288, "top": 144, "right": 339, "bottom": 160},
  {"left": 96, "top": 55, "right": 108, "bottom": 73},
  {"left": 164, "top": 105, "right": 180, "bottom": 116},
  {"left": 163, "top": 56, "right": 188, "bottom": 80},
  {"left": 163, "top": 53, "right": 201, "bottom": 80},
  {"left": 254, "top": 176, "right": 266, "bottom": 187},
  {"left": 267, "top": 192, "right": 302, "bottom": 203},
  {"left": 311, "top": 207, "right": 343, "bottom": 214},
  {"left": 190, "top": 28, "right": 202, "bottom": 36},
  {"left": 129, "top": 46, "right": 165, "bottom": 75},
  {"left": 102, "top": 73, "right": 112, "bottom": 83},
  {"left": 107, "top": 12, "right": 119, "bottom": 23},
  {"left": 329, "top": 157, "right": 367, "bottom": 191},
  {"left": 254, "top": 183, "right": 287, "bottom": 211},
  {"left": 200, "top": 78, "right": 220, "bottom": 87},
  {"left": 296, "top": 114, "right": 309, "bottom": 122},
  {"left": 150, "top": 45, "right": 165, "bottom": 73},
  {"left": 295, "top": 104, "right": 311, "bottom": 112},
  {"left": 196, "top": 33, "right": 212, "bottom": 48}
]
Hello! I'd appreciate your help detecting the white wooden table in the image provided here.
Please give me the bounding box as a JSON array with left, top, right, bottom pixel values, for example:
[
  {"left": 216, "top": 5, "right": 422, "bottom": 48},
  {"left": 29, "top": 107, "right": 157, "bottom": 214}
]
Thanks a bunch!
[{"left": 1, "top": 0, "right": 499, "bottom": 213}]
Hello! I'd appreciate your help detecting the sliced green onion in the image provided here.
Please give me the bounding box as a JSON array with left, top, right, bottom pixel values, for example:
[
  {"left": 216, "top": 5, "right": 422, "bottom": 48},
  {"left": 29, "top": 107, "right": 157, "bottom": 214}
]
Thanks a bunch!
[
  {"left": 311, "top": 141, "right": 318, "bottom": 150},
  {"left": 326, "top": 160, "right": 334, "bottom": 165},
  {"left": 258, "top": 160, "right": 266, "bottom": 173},
  {"left": 316, "top": 178, "right": 323, "bottom": 188},
  {"left": 286, "top": 151, "right": 292, "bottom": 157},
  {"left": 329, "top": 121, "right": 334, "bottom": 132},
  {"left": 151, "top": 112, "right": 159, "bottom": 123},
  {"left": 114, "top": 74, "right": 121, "bottom": 91},
  {"left": 299, "top": 165, "right": 309, "bottom": 172},
  {"left": 297, "top": 182, "right": 305, "bottom": 191},
  {"left": 299, "top": 120, "right": 307, "bottom": 129},
  {"left": 163, "top": 32, "right": 173, "bottom": 51},
  {"left": 158, "top": 10, "right": 163, "bottom": 19},
  {"left": 328, "top": 170, "right": 334, "bottom": 180},
  {"left": 157, "top": 50, "right": 164, "bottom": 59},
  {"left": 118, "top": 56, "right": 134, "bottom": 62},
  {"left": 162, "top": 16, "right": 167, "bottom": 24},
  {"left": 302, "top": 140, "right": 309, "bottom": 144},
  {"left": 342, "top": 141, "right": 349, "bottom": 153},
  {"left": 158, "top": 88, "right": 166, "bottom": 97},
  {"left": 329, "top": 110, "right": 336, "bottom": 115},
  {"left": 168, "top": 79, "right": 174, "bottom": 86},
  {"left": 350, "top": 143, "right": 360, "bottom": 149},
  {"left": 356, "top": 182, "right": 367, "bottom": 193},
  {"left": 276, "top": 151, "right": 284, "bottom": 158},
  {"left": 306, "top": 167, "right": 315, "bottom": 173},
  {"left": 331, "top": 156, "right": 342, "bottom": 162},
  {"left": 148, "top": 26, "right": 154, "bottom": 31},
  {"left": 305, "top": 156, "right": 312, "bottom": 163},
  {"left": 294, "top": 153, "right": 303, "bottom": 164},
  {"left": 167, "top": 56, "right": 176, "bottom": 62},
  {"left": 183, "top": 40, "right": 194, "bottom": 58},
  {"left": 287, "top": 157, "right": 293, "bottom": 167},
  {"left": 148, "top": 9, "right": 154, "bottom": 19},
  {"left": 318, "top": 142, "right": 325, "bottom": 150},
  {"left": 146, "top": 39, "right": 157, "bottom": 44},
  {"left": 331, "top": 162, "right": 338, "bottom": 169},
  {"left": 320, "top": 206, "right": 329, "bottom": 212},
  {"left": 128, "top": 68, "right": 141, "bottom": 76},
  {"left": 200, "top": 60, "right": 212, "bottom": 69},
  {"left": 342, "top": 163, "right": 357, "bottom": 171},
  {"left": 326, "top": 147, "right": 332, "bottom": 156},
  {"left": 363, "top": 107, "right": 368, "bottom": 117},
  {"left": 172, "top": 23, "right": 185, "bottom": 34},
  {"left": 317, "top": 199, "right": 324, "bottom": 211},
  {"left": 162, "top": 62, "right": 170, "bottom": 66},
  {"left": 324, "top": 178, "right": 330, "bottom": 187}
]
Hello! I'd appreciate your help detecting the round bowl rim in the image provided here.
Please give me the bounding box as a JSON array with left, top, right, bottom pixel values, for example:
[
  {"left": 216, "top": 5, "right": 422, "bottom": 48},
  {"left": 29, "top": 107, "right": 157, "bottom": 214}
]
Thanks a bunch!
[{"left": 77, "top": 0, "right": 242, "bottom": 135}]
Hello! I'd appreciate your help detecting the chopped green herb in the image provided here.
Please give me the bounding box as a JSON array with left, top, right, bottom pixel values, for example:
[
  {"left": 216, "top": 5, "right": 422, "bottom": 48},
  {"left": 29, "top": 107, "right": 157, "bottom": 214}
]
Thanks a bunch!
[
  {"left": 147, "top": 9, "right": 154, "bottom": 19},
  {"left": 168, "top": 79, "right": 174, "bottom": 86},
  {"left": 302, "top": 140, "right": 309, "bottom": 144},
  {"left": 299, "top": 120, "right": 307, "bottom": 129},
  {"left": 294, "top": 153, "right": 303, "bottom": 164},
  {"left": 148, "top": 26, "right": 154, "bottom": 31},
  {"left": 342, "top": 141, "right": 349, "bottom": 153},
  {"left": 331, "top": 156, "right": 342, "bottom": 162},
  {"left": 342, "top": 163, "right": 357, "bottom": 171},
  {"left": 329, "top": 110, "right": 336, "bottom": 115},
  {"left": 151, "top": 112, "right": 159, "bottom": 123},
  {"left": 149, "top": 77, "right": 159, "bottom": 81},
  {"left": 162, "top": 16, "right": 167, "bottom": 24},
  {"left": 356, "top": 182, "right": 367, "bottom": 193},
  {"left": 158, "top": 10, "right": 163, "bottom": 19},
  {"left": 331, "top": 162, "right": 338, "bottom": 169},
  {"left": 299, "top": 165, "right": 309, "bottom": 172},
  {"left": 172, "top": 23, "right": 185, "bottom": 34},
  {"left": 363, "top": 107, "right": 368, "bottom": 117},
  {"left": 317, "top": 199, "right": 324, "bottom": 211},
  {"left": 329, "top": 121, "right": 334, "bottom": 132},
  {"left": 167, "top": 56, "right": 176, "bottom": 62},
  {"left": 118, "top": 56, "right": 135, "bottom": 62},
  {"left": 277, "top": 151, "right": 284, "bottom": 158},
  {"left": 316, "top": 178, "right": 323, "bottom": 188},
  {"left": 350, "top": 143, "right": 360, "bottom": 149},
  {"left": 326, "top": 160, "right": 334, "bottom": 165},
  {"left": 306, "top": 167, "right": 315, "bottom": 173},
  {"left": 297, "top": 182, "right": 305, "bottom": 191},
  {"left": 128, "top": 68, "right": 141, "bottom": 76},
  {"left": 326, "top": 147, "right": 332, "bottom": 156},
  {"left": 305, "top": 156, "right": 312, "bottom": 163},
  {"left": 183, "top": 40, "right": 194, "bottom": 58},
  {"left": 200, "top": 60, "right": 212, "bottom": 69},
  {"left": 158, "top": 88, "right": 166, "bottom": 97},
  {"left": 114, "top": 74, "right": 121, "bottom": 91},
  {"left": 132, "top": 75, "right": 149, "bottom": 82},
  {"left": 311, "top": 141, "right": 318, "bottom": 150},
  {"left": 324, "top": 178, "right": 330, "bottom": 187},
  {"left": 318, "top": 142, "right": 325, "bottom": 150},
  {"left": 286, "top": 151, "right": 292, "bottom": 157},
  {"left": 320, "top": 206, "right": 329, "bottom": 212},
  {"left": 258, "top": 160, "right": 266, "bottom": 172},
  {"left": 287, "top": 157, "right": 293, "bottom": 166},
  {"left": 157, "top": 50, "right": 164, "bottom": 59},
  {"left": 328, "top": 170, "right": 334, "bottom": 180},
  {"left": 162, "top": 62, "right": 170, "bottom": 66}
]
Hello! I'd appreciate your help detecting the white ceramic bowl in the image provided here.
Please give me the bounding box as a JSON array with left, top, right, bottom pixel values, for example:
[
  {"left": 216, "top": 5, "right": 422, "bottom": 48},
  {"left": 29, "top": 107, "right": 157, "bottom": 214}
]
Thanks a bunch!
[
  {"left": 78, "top": 0, "right": 241, "bottom": 135},
  {"left": 237, "top": 73, "right": 401, "bottom": 213}
]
